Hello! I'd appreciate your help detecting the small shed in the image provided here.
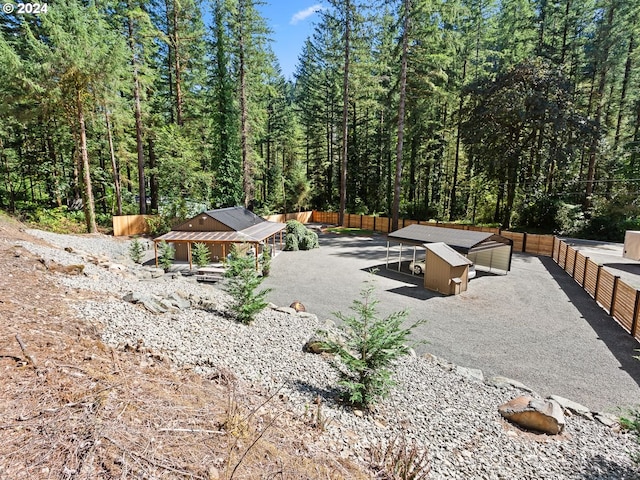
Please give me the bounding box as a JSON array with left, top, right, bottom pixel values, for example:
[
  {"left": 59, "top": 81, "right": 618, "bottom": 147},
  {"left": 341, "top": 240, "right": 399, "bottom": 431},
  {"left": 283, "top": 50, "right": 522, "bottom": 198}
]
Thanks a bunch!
[
  {"left": 624, "top": 231, "right": 640, "bottom": 261},
  {"left": 153, "top": 207, "right": 286, "bottom": 269},
  {"left": 424, "top": 242, "right": 473, "bottom": 295}
]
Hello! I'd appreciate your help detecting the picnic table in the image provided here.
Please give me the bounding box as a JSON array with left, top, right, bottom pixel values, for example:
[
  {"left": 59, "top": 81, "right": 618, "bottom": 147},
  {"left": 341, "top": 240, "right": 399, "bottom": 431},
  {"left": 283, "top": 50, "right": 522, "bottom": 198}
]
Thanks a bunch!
[{"left": 195, "top": 266, "right": 226, "bottom": 283}]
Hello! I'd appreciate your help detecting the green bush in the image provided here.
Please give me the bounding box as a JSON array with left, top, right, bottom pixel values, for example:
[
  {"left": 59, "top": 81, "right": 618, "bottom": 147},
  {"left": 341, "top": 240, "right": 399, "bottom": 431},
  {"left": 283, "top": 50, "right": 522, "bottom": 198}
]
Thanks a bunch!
[
  {"left": 284, "top": 220, "right": 319, "bottom": 251},
  {"left": 192, "top": 242, "right": 211, "bottom": 268},
  {"left": 261, "top": 246, "right": 271, "bottom": 277},
  {"left": 129, "top": 237, "right": 144, "bottom": 264},
  {"left": 157, "top": 241, "right": 175, "bottom": 272},
  {"left": 320, "top": 274, "right": 424, "bottom": 409},
  {"left": 224, "top": 247, "right": 272, "bottom": 324}
]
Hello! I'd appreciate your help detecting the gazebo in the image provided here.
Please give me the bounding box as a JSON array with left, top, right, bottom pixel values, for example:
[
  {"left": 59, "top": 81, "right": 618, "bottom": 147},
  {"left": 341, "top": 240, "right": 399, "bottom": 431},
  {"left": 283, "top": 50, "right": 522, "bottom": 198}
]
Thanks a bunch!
[{"left": 153, "top": 207, "right": 286, "bottom": 269}]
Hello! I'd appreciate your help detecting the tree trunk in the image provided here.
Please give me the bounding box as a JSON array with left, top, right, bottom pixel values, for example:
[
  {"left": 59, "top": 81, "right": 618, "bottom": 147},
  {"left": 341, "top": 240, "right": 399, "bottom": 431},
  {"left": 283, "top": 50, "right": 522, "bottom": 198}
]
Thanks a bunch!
[
  {"left": 148, "top": 137, "right": 159, "bottom": 212},
  {"left": 239, "top": 0, "right": 251, "bottom": 208},
  {"left": 105, "top": 110, "right": 122, "bottom": 216},
  {"left": 129, "top": 13, "right": 147, "bottom": 214},
  {"left": 392, "top": 0, "right": 410, "bottom": 231},
  {"left": 450, "top": 59, "right": 466, "bottom": 220},
  {"left": 77, "top": 89, "right": 97, "bottom": 233},
  {"left": 172, "top": 0, "right": 184, "bottom": 126},
  {"left": 339, "top": 0, "right": 350, "bottom": 226}
]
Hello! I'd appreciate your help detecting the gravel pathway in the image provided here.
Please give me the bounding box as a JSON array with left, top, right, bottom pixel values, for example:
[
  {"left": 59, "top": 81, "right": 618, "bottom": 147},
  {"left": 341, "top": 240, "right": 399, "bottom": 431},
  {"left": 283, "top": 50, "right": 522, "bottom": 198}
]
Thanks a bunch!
[{"left": 15, "top": 229, "right": 640, "bottom": 479}]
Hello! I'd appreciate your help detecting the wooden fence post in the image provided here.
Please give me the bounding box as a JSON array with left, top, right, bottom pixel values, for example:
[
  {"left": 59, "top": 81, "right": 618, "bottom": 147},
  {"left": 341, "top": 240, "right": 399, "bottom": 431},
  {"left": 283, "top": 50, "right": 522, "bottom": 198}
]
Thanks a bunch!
[
  {"left": 522, "top": 232, "right": 528, "bottom": 253},
  {"left": 582, "top": 257, "right": 589, "bottom": 288},
  {"left": 572, "top": 249, "right": 578, "bottom": 278},
  {"left": 632, "top": 290, "right": 640, "bottom": 338},
  {"left": 373, "top": 216, "right": 376, "bottom": 232},
  {"left": 594, "top": 265, "right": 602, "bottom": 301},
  {"left": 610, "top": 276, "right": 620, "bottom": 315},
  {"left": 388, "top": 217, "right": 391, "bottom": 232},
  {"left": 564, "top": 244, "right": 569, "bottom": 270}
]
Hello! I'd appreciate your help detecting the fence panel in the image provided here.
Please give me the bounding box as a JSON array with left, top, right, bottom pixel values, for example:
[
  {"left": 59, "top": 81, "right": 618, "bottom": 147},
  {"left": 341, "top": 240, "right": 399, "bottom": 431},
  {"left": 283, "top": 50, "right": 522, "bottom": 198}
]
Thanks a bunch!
[
  {"left": 557, "top": 241, "right": 567, "bottom": 268},
  {"left": 376, "top": 217, "right": 390, "bottom": 233},
  {"left": 525, "top": 234, "right": 554, "bottom": 256},
  {"left": 574, "top": 253, "right": 587, "bottom": 286},
  {"left": 361, "top": 215, "right": 375, "bottom": 230},
  {"left": 596, "top": 269, "right": 616, "bottom": 314},
  {"left": 500, "top": 231, "right": 525, "bottom": 252},
  {"left": 584, "top": 259, "right": 599, "bottom": 297},
  {"left": 612, "top": 281, "right": 635, "bottom": 333},
  {"left": 564, "top": 246, "right": 576, "bottom": 275},
  {"left": 552, "top": 237, "right": 561, "bottom": 262},
  {"left": 113, "top": 215, "right": 152, "bottom": 236}
]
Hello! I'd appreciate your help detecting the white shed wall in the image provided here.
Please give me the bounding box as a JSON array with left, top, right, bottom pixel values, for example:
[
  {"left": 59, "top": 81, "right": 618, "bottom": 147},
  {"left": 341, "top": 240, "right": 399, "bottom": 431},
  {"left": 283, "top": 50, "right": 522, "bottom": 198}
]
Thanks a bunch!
[{"left": 468, "top": 245, "right": 511, "bottom": 272}]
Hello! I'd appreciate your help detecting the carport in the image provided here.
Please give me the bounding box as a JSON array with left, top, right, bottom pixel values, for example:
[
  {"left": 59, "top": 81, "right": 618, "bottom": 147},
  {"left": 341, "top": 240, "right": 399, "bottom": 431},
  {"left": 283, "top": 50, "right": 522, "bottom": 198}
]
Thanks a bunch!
[{"left": 386, "top": 224, "right": 513, "bottom": 274}]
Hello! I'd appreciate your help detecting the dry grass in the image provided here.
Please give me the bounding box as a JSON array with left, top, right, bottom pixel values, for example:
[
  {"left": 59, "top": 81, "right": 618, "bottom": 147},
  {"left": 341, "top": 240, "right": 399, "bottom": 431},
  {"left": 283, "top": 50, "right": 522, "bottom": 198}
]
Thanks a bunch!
[{"left": 0, "top": 217, "right": 371, "bottom": 479}]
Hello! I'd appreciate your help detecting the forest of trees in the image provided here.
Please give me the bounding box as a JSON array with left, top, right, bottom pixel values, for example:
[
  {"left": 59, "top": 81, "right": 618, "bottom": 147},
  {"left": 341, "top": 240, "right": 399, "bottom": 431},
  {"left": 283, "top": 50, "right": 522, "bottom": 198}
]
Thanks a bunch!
[{"left": 2, "top": 0, "right": 640, "bottom": 240}]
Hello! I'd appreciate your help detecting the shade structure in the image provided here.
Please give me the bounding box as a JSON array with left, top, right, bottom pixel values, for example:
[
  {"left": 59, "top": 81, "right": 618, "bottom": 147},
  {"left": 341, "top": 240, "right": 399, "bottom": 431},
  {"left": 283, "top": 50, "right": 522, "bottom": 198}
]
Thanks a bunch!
[{"left": 387, "top": 224, "right": 513, "bottom": 272}]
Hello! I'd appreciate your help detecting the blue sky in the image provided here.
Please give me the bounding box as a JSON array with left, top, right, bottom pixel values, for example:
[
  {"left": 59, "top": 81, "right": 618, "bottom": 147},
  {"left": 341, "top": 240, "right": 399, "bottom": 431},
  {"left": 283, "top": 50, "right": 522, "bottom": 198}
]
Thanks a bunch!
[{"left": 256, "top": 2, "right": 326, "bottom": 80}]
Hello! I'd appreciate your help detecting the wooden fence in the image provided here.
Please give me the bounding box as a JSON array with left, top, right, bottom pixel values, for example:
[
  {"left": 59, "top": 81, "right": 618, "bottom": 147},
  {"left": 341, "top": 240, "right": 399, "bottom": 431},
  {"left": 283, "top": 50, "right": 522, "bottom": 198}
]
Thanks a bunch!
[
  {"left": 263, "top": 211, "right": 313, "bottom": 224},
  {"left": 310, "top": 210, "right": 553, "bottom": 256},
  {"left": 113, "top": 215, "right": 153, "bottom": 237},
  {"left": 553, "top": 237, "right": 640, "bottom": 342}
]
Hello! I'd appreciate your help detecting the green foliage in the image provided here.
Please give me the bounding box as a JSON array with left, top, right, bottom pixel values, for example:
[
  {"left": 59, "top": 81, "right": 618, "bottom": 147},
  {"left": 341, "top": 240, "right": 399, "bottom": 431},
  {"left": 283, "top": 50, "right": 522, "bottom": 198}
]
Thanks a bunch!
[
  {"left": 192, "top": 242, "right": 211, "bottom": 268},
  {"left": 224, "top": 247, "right": 272, "bottom": 324},
  {"left": 21, "top": 206, "right": 87, "bottom": 234},
  {"left": 321, "top": 274, "right": 424, "bottom": 409},
  {"left": 261, "top": 245, "right": 271, "bottom": 277},
  {"left": 157, "top": 241, "right": 175, "bottom": 272},
  {"left": 145, "top": 215, "right": 172, "bottom": 236},
  {"left": 284, "top": 220, "right": 319, "bottom": 251},
  {"left": 129, "top": 237, "right": 144, "bottom": 264}
]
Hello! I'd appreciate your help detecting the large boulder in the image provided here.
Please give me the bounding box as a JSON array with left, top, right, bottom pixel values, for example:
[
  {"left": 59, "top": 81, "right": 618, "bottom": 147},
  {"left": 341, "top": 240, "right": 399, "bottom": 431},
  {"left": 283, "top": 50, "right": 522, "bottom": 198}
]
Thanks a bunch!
[{"left": 498, "top": 395, "right": 565, "bottom": 435}]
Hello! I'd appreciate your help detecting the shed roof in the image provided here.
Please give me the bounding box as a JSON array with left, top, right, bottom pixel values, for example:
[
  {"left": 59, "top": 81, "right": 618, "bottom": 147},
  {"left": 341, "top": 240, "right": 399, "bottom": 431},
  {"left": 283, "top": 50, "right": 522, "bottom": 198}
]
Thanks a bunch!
[
  {"left": 154, "top": 219, "right": 285, "bottom": 244},
  {"left": 425, "top": 242, "right": 473, "bottom": 267},
  {"left": 174, "top": 206, "right": 265, "bottom": 232},
  {"left": 388, "top": 224, "right": 512, "bottom": 253}
]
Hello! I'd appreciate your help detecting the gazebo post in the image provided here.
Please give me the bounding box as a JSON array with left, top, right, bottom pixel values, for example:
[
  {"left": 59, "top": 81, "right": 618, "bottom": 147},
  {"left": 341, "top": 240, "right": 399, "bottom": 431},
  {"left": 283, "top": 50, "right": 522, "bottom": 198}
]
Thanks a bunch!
[
  {"left": 187, "top": 242, "right": 192, "bottom": 270},
  {"left": 254, "top": 242, "right": 259, "bottom": 270},
  {"left": 154, "top": 241, "right": 158, "bottom": 267},
  {"left": 398, "top": 243, "right": 402, "bottom": 272}
]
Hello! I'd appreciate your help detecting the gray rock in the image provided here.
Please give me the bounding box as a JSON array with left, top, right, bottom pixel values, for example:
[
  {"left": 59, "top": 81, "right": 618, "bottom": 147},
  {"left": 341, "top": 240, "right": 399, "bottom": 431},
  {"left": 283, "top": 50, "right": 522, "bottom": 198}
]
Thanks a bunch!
[
  {"left": 142, "top": 266, "right": 165, "bottom": 278},
  {"left": 456, "top": 366, "right": 484, "bottom": 382},
  {"left": 486, "top": 375, "right": 534, "bottom": 393},
  {"left": 549, "top": 394, "right": 593, "bottom": 420},
  {"left": 275, "top": 306, "right": 297, "bottom": 315},
  {"left": 302, "top": 337, "right": 333, "bottom": 354},
  {"left": 167, "top": 292, "right": 191, "bottom": 310},
  {"left": 594, "top": 412, "right": 619, "bottom": 428},
  {"left": 498, "top": 395, "right": 565, "bottom": 435}
]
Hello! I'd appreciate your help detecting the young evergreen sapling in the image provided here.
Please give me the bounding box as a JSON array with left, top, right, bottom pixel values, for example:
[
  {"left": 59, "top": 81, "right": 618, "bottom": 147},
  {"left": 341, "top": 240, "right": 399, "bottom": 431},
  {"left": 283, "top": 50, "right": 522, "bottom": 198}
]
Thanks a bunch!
[{"left": 321, "top": 273, "right": 424, "bottom": 409}]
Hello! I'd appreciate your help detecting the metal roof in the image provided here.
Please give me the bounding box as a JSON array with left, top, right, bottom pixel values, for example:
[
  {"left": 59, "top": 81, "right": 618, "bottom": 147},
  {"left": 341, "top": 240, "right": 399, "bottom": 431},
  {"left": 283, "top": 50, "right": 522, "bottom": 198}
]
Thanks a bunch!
[
  {"left": 174, "top": 206, "right": 265, "bottom": 232},
  {"left": 387, "top": 224, "right": 512, "bottom": 253},
  {"left": 206, "top": 206, "right": 265, "bottom": 231},
  {"left": 425, "top": 242, "right": 473, "bottom": 267},
  {"left": 154, "top": 221, "right": 285, "bottom": 244}
]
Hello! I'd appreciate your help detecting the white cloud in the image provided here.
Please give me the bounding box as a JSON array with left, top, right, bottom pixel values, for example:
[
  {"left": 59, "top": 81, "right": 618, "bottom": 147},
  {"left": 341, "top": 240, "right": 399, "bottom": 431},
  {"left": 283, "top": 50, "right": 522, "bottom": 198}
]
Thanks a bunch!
[{"left": 290, "top": 4, "right": 324, "bottom": 25}]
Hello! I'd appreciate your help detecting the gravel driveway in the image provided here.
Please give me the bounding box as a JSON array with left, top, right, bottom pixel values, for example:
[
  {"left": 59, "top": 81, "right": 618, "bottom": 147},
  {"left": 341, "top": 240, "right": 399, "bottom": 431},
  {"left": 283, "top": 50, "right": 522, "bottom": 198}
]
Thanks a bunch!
[{"left": 263, "top": 232, "right": 640, "bottom": 412}]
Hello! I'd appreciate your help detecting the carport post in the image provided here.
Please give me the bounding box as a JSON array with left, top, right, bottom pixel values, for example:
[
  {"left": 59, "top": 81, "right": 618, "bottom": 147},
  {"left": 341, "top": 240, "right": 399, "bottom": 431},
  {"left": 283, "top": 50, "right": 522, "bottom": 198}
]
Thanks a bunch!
[
  {"left": 154, "top": 241, "right": 158, "bottom": 267},
  {"left": 187, "top": 242, "right": 192, "bottom": 270},
  {"left": 412, "top": 246, "right": 416, "bottom": 275},
  {"left": 398, "top": 243, "right": 402, "bottom": 272},
  {"left": 386, "top": 241, "right": 390, "bottom": 268}
]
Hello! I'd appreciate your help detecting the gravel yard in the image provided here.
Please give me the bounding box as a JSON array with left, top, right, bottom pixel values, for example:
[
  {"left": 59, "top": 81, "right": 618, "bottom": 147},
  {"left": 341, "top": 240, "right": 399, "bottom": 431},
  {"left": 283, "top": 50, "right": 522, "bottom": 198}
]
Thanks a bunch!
[{"left": 16, "top": 228, "right": 640, "bottom": 479}]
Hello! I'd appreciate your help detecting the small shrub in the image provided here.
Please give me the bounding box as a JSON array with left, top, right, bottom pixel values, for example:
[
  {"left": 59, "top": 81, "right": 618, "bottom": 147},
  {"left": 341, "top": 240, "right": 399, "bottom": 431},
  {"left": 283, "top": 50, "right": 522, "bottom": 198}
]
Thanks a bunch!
[
  {"left": 129, "top": 237, "right": 144, "bottom": 264},
  {"left": 157, "top": 241, "right": 175, "bottom": 272},
  {"left": 321, "top": 273, "right": 424, "bottom": 409},
  {"left": 284, "top": 220, "right": 319, "bottom": 251},
  {"left": 261, "top": 246, "right": 271, "bottom": 277},
  {"left": 192, "top": 242, "right": 211, "bottom": 268},
  {"left": 369, "top": 434, "right": 430, "bottom": 479},
  {"left": 285, "top": 234, "right": 299, "bottom": 251},
  {"left": 224, "top": 246, "right": 272, "bottom": 324}
]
